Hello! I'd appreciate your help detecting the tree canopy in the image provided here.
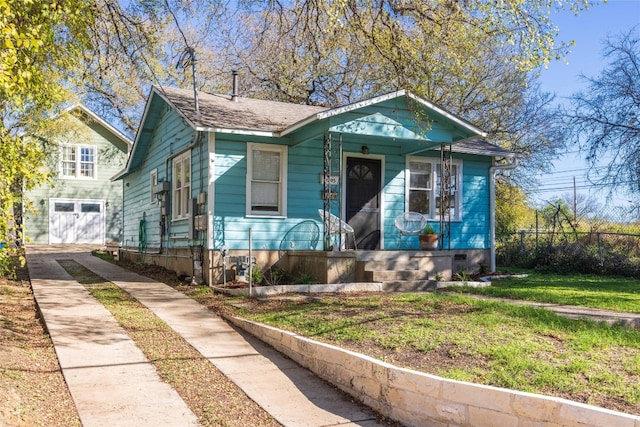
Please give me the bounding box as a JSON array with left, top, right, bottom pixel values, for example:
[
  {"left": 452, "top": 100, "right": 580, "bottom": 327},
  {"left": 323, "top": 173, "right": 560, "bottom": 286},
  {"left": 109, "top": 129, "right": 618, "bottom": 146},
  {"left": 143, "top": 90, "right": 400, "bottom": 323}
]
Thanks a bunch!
[
  {"left": 0, "top": 0, "right": 93, "bottom": 271},
  {"left": 562, "top": 27, "right": 640, "bottom": 199}
]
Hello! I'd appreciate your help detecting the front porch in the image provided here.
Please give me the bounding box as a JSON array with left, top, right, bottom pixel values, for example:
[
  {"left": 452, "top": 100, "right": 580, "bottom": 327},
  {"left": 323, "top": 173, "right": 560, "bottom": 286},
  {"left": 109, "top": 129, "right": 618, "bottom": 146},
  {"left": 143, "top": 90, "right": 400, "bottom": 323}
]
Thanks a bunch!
[
  {"left": 120, "top": 246, "right": 489, "bottom": 287},
  {"left": 283, "top": 248, "right": 489, "bottom": 286}
]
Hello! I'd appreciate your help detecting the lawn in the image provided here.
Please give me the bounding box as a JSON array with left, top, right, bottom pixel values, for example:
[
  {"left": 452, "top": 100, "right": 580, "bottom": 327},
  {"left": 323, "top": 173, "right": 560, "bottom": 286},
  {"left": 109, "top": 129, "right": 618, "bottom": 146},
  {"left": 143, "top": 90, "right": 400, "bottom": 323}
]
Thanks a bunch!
[
  {"left": 222, "top": 291, "right": 640, "bottom": 416},
  {"left": 447, "top": 270, "right": 640, "bottom": 313},
  {"left": 96, "top": 254, "right": 640, "bottom": 416}
]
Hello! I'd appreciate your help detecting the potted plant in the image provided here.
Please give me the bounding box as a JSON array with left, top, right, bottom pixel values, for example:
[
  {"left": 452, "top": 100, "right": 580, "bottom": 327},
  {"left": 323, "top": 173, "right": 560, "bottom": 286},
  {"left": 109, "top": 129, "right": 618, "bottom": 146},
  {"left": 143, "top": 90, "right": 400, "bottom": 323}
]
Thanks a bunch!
[{"left": 418, "top": 224, "right": 439, "bottom": 250}]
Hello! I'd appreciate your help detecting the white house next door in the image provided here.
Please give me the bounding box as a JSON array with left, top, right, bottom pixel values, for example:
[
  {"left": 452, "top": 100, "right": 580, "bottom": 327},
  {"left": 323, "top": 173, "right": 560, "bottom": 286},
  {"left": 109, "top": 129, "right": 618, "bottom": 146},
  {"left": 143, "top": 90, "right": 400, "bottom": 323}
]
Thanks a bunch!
[{"left": 49, "top": 199, "right": 105, "bottom": 244}]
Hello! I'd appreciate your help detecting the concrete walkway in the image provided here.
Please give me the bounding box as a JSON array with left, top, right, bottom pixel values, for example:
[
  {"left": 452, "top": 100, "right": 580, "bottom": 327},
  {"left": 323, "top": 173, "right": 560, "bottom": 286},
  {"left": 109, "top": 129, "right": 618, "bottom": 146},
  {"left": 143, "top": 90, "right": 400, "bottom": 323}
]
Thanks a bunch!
[{"left": 26, "top": 245, "right": 386, "bottom": 427}]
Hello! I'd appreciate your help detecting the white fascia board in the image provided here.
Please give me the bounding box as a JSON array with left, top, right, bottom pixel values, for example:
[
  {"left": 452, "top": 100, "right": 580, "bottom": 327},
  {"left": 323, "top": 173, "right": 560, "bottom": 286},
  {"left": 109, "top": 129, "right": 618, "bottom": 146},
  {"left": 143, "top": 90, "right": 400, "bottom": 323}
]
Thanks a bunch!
[
  {"left": 279, "top": 91, "right": 405, "bottom": 137},
  {"left": 317, "top": 90, "right": 407, "bottom": 120},
  {"left": 194, "top": 127, "right": 276, "bottom": 138},
  {"left": 74, "top": 105, "right": 133, "bottom": 147}
]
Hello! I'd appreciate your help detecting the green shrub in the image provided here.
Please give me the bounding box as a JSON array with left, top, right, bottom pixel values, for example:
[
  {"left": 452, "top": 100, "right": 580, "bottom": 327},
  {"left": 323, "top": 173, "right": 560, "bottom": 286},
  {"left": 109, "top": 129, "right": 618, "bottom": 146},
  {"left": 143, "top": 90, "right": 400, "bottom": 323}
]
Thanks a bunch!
[
  {"left": 251, "top": 265, "right": 264, "bottom": 284},
  {"left": 293, "top": 270, "right": 317, "bottom": 284},
  {"left": 263, "top": 267, "right": 290, "bottom": 286}
]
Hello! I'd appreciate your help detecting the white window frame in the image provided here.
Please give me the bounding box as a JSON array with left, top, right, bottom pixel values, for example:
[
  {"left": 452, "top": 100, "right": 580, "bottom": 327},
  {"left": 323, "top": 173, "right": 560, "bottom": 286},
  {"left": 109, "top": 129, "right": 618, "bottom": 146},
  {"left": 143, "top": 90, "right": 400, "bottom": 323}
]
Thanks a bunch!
[
  {"left": 150, "top": 169, "right": 158, "bottom": 204},
  {"left": 406, "top": 157, "right": 463, "bottom": 221},
  {"left": 60, "top": 144, "right": 98, "bottom": 179},
  {"left": 172, "top": 151, "right": 191, "bottom": 220},
  {"left": 246, "top": 143, "right": 287, "bottom": 217}
]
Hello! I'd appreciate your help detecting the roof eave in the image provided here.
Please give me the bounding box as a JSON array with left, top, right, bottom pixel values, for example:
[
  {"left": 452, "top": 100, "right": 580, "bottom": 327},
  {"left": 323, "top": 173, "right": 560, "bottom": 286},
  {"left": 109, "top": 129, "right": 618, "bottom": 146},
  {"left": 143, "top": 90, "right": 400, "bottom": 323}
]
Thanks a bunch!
[
  {"left": 203, "top": 127, "right": 277, "bottom": 138},
  {"left": 405, "top": 92, "right": 487, "bottom": 138},
  {"left": 118, "top": 87, "right": 160, "bottom": 178},
  {"left": 279, "top": 90, "right": 488, "bottom": 139},
  {"left": 73, "top": 105, "right": 133, "bottom": 147}
]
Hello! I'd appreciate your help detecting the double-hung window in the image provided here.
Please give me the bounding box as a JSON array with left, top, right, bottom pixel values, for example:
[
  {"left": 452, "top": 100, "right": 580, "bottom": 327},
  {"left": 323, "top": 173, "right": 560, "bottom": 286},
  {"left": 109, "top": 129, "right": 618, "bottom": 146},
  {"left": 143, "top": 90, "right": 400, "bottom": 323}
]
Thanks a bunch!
[
  {"left": 407, "top": 157, "right": 462, "bottom": 221},
  {"left": 172, "top": 151, "right": 191, "bottom": 220},
  {"left": 60, "top": 145, "right": 97, "bottom": 179},
  {"left": 246, "top": 143, "right": 287, "bottom": 217}
]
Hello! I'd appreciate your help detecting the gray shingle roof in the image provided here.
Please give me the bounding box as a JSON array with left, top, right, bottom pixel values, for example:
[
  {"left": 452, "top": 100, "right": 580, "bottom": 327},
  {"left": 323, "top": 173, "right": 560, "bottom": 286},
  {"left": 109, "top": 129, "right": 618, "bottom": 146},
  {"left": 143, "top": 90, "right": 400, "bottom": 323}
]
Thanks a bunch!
[
  {"left": 155, "top": 86, "right": 329, "bottom": 133},
  {"left": 448, "top": 137, "right": 514, "bottom": 158}
]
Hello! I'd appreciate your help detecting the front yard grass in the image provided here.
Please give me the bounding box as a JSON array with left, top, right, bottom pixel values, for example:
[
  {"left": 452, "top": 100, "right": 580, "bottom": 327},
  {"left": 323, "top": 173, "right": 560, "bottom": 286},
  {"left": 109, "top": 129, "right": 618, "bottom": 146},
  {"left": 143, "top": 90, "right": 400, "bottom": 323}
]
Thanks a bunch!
[
  {"left": 224, "top": 292, "right": 640, "bottom": 415},
  {"left": 95, "top": 253, "right": 640, "bottom": 416},
  {"left": 447, "top": 270, "right": 640, "bottom": 313}
]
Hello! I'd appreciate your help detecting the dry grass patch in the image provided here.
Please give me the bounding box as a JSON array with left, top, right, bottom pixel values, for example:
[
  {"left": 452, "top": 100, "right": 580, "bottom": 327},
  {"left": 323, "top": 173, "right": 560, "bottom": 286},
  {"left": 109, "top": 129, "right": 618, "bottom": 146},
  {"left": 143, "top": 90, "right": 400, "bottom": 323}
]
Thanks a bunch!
[{"left": 0, "top": 261, "right": 80, "bottom": 427}]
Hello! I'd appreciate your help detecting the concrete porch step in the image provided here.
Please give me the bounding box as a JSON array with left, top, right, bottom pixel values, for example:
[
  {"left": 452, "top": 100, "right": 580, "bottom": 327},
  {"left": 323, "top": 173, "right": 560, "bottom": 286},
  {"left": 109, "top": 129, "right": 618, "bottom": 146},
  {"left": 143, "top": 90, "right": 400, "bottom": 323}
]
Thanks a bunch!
[
  {"left": 366, "top": 270, "right": 430, "bottom": 282},
  {"left": 357, "top": 259, "right": 420, "bottom": 272},
  {"left": 382, "top": 280, "right": 436, "bottom": 292}
]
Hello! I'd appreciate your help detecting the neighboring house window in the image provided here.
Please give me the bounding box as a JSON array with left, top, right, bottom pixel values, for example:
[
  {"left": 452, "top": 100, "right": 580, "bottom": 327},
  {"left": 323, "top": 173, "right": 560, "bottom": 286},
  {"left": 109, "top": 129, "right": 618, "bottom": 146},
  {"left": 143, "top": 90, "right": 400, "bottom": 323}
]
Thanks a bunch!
[
  {"left": 407, "top": 157, "right": 461, "bottom": 220},
  {"left": 60, "top": 145, "right": 97, "bottom": 179},
  {"left": 150, "top": 169, "right": 158, "bottom": 204},
  {"left": 172, "top": 151, "right": 191, "bottom": 220},
  {"left": 246, "top": 143, "right": 287, "bottom": 217}
]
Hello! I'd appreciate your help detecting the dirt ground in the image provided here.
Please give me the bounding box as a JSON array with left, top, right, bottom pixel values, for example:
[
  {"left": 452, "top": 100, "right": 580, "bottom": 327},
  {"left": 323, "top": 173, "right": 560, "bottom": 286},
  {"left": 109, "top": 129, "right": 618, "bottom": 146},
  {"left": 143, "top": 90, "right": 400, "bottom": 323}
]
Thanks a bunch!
[{"left": 0, "top": 266, "right": 80, "bottom": 427}]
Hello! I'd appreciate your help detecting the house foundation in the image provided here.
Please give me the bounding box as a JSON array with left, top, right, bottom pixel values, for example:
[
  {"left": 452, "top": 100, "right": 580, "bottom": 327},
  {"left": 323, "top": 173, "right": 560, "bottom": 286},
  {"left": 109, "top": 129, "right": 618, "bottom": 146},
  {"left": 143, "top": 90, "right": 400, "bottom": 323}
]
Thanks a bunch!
[{"left": 120, "top": 246, "right": 490, "bottom": 286}]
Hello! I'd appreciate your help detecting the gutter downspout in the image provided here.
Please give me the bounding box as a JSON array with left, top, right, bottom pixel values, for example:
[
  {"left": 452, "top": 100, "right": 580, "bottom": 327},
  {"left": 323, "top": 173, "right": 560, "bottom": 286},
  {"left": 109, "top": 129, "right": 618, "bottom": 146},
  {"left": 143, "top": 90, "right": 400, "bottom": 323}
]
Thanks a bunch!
[{"left": 489, "top": 156, "right": 519, "bottom": 273}]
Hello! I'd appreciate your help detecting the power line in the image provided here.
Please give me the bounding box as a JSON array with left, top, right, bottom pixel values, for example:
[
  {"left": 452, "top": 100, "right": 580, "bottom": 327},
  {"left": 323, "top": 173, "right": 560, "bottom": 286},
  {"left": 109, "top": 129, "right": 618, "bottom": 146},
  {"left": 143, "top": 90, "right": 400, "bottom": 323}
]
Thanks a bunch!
[{"left": 525, "top": 180, "right": 635, "bottom": 194}]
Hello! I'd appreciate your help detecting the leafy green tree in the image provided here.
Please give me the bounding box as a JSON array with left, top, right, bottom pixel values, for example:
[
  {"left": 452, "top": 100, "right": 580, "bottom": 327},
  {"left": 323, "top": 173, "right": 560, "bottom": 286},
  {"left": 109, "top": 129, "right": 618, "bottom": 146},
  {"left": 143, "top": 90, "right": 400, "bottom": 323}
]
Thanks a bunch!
[
  {"left": 495, "top": 181, "right": 535, "bottom": 237},
  {"left": 0, "top": 0, "right": 92, "bottom": 273},
  {"left": 219, "top": 0, "right": 586, "bottom": 182},
  {"left": 539, "top": 198, "right": 576, "bottom": 232}
]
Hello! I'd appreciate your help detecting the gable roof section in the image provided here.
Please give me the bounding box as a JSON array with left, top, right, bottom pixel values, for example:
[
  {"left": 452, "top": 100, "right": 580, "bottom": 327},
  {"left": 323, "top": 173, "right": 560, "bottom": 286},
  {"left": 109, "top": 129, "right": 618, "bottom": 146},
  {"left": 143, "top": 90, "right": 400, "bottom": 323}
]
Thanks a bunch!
[
  {"left": 117, "top": 86, "right": 511, "bottom": 179},
  {"left": 284, "top": 90, "right": 486, "bottom": 140},
  {"left": 158, "top": 86, "right": 329, "bottom": 133},
  {"left": 64, "top": 104, "right": 132, "bottom": 149}
]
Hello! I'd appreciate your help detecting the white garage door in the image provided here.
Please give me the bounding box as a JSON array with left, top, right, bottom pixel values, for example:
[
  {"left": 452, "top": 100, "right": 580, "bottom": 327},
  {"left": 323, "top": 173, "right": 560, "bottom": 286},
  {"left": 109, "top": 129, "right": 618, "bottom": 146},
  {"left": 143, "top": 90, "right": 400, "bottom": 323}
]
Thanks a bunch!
[{"left": 49, "top": 199, "right": 105, "bottom": 244}]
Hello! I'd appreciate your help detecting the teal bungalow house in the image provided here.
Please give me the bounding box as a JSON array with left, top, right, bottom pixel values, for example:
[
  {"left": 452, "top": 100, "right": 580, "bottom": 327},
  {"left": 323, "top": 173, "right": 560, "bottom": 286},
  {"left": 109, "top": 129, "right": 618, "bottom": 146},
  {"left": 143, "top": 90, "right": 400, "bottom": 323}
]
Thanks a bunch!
[{"left": 116, "top": 81, "right": 515, "bottom": 285}]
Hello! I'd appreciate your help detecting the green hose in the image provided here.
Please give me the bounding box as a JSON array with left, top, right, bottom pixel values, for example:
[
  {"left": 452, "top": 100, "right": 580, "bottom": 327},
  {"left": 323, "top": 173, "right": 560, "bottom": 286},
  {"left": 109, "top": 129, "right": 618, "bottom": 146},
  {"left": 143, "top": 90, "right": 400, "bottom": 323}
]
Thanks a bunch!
[{"left": 138, "top": 218, "right": 146, "bottom": 261}]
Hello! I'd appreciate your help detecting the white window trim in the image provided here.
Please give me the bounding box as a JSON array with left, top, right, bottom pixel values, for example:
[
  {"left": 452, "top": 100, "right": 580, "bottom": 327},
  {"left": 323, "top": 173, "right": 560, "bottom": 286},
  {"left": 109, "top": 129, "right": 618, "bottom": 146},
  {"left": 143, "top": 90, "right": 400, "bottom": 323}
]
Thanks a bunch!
[
  {"left": 246, "top": 142, "right": 287, "bottom": 218},
  {"left": 150, "top": 169, "right": 158, "bottom": 204},
  {"left": 406, "top": 156, "right": 463, "bottom": 221},
  {"left": 59, "top": 144, "right": 98, "bottom": 180},
  {"left": 172, "top": 151, "right": 191, "bottom": 221}
]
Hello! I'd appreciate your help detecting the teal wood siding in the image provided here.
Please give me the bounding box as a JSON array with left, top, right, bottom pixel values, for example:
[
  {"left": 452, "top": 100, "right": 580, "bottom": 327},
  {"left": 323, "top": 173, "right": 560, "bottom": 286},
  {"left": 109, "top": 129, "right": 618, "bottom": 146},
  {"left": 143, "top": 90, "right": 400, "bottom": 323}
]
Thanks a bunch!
[
  {"left": 211, "top": 134, "right": 493, "bottom": 251},
  {"left": 379, "top": 152, "right": 492, "bottom": 251},
  {"left": 383, "top": 153, "right": 407, "bottom": 249},
  {"left": 23, "top": 113, "right": 128, "bottom": 244},
  {"left": 459, "top": 157, "right": 491, "bottom": 248},
  {"left": 212, "top": 137, "right": 326, "bottom": 250},
  {"left": 122, "top": 107, "right": 200, "bottom": 250}
]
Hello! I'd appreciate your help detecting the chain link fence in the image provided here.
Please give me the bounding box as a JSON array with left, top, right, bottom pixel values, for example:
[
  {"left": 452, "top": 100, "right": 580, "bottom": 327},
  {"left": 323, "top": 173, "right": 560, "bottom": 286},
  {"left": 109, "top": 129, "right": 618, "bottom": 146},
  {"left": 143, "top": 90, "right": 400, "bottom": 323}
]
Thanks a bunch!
[{"left": 497, "top": 202, "right": 640, "bottom": 277}]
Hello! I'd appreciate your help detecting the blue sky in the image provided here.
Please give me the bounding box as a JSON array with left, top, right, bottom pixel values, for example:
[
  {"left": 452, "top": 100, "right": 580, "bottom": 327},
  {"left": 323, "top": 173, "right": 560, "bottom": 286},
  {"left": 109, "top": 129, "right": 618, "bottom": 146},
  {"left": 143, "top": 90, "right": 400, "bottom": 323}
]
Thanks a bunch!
[{"left": 532, "top": 0, "right": 640, "bottom": 208}]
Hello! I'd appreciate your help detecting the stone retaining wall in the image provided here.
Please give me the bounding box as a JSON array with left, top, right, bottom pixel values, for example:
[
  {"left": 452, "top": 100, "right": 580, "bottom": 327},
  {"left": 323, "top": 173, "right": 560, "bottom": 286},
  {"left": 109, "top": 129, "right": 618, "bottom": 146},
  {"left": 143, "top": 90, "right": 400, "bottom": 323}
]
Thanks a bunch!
[
  {"left": 224, "top": 315, "right": 640, "bottom": 427},
  {"left": 213, "top": 282, "right": 382, "bottom": 296}
]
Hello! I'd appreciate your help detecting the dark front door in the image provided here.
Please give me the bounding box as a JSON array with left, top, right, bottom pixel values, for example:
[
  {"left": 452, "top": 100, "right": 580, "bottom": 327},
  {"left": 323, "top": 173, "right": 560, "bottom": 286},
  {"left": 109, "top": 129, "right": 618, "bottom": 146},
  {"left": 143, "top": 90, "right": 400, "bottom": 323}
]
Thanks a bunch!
[{"left": 346, "top": 157, "right": 381, "bottom": 249}]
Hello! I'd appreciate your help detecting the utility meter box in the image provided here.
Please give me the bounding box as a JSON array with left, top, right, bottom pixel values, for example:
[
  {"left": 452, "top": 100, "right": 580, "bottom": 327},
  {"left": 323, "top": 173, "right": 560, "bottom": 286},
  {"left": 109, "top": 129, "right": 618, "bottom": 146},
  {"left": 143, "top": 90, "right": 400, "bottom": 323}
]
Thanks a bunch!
[
  {"left": 194, "top": 215, "right": 207, "bottom": 231},
  {"left": 197, "top": 192, "right": 206, "bottom": 205},
  {"left": 234, "top": 256, "right": 256, "bottom": 281},
  {"left": 152, "top": 181, "right": 170, "bottom": 195}
]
